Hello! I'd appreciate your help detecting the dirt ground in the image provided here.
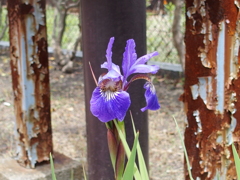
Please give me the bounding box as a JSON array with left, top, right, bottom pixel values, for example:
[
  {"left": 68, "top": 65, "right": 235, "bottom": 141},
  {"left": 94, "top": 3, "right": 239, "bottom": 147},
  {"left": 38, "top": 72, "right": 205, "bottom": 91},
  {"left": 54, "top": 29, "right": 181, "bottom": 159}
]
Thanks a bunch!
[{"left": 0, "top": 55, "right": 185, "bottom": 180}]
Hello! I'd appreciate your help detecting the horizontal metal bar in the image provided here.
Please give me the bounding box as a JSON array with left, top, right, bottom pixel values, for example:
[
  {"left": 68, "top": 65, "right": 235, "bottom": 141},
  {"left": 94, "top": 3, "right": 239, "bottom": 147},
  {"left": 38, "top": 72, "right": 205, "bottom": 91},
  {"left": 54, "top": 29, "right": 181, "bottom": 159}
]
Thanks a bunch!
[{"left": 0, "top": 41, "right": 83, "bottom": 58}]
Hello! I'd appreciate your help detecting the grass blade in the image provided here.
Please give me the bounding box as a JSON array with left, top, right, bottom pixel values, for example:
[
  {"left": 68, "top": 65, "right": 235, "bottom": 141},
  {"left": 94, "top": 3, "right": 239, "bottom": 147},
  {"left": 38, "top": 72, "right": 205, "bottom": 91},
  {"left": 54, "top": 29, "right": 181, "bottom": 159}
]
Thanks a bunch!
[
  {"left": 122, "top": 132, "right": 139, "bottom": 180},
  {"left": 83, "top": 165, "right": 87, "bottom": 180},
  {"left": 172, "top": 116, "right": 194, "bottom": 180},
  {"left": 232, "top": 144, "right": 240, "bottom": 179},
  {"left": 50, "top": 153, "right": 57, "bottom": 180},
  {"left": 130, "top": 112, "right": 149, "bottom": 180},
  {"left": 71, "top": 169, "right": 74, "bottom": 180}
]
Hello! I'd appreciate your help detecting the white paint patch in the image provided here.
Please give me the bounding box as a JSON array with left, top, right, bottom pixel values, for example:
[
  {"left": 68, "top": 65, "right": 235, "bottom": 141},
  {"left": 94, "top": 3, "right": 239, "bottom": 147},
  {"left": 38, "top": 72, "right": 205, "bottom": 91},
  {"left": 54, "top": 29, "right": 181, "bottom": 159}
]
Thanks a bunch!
[
  {"left": 216, "top": 22, "right": 225, "bottom": 114},
  {"left": 198, "top": 77, "right": 212, "bottom": 104},
  {"left": 235, "top": 0, "right": 240, "bottom": 8},
  {"left": 185, "top": 117, "right": 189, "bottom": 128},
  {"left": 28, "top": 142, "right": 38, "bottom": 168},
  {"left": 193, "top": 110, "right": 202, "bottom": 133},
  {"left": 199, "top": 6, "right": 206, "bottom": 17},
  {"left": 32, "top": 2, "right": 45, "bottom": 29},
  {"left": 199, "top": 51, "right": 212, "bottom": 68},
  {"left": 186, "top": 10, "right": 191, "bottom": 18},
  {"left": 216, "top": 134, "right": 223, "bottom": 144},
  {"left": 190, "top": 84, "right": 199, "bottom": 100},
  {"left": 228, "top": 92, "right": 237, "bottom": 113},
  {"left": 226, "top": 116, "right": 237, "bottom": 145}
]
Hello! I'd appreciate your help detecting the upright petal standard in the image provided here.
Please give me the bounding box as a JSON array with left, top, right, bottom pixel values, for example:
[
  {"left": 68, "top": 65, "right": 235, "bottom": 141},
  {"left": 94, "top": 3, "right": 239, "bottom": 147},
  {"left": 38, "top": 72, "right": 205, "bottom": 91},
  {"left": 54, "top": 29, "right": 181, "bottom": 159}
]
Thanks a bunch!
[{"left": 90, "top": 37, "right": 160, "bottom": 122}]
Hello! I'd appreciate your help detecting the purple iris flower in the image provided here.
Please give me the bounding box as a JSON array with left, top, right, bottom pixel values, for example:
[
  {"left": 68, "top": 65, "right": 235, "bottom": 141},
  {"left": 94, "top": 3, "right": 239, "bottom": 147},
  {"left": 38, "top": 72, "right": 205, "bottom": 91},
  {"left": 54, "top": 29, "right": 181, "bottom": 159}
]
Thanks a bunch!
[{"left": 90, "top": 37, "right": 160, "bottom": 123}]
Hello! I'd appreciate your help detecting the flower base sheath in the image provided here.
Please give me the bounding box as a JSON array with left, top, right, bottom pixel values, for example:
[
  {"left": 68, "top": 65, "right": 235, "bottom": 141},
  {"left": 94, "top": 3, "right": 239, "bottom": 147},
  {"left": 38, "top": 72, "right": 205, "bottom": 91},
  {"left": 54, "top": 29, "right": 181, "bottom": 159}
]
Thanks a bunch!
[{"left": 90, "top": 37, "right": 160, "bottom": 123}]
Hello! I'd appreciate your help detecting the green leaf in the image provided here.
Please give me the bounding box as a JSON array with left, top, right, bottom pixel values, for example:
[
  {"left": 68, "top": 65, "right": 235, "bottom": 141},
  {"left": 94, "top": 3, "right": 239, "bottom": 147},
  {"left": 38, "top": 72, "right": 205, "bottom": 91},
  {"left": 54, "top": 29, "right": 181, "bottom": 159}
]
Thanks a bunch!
[
  {"left": 122, "top": 132, "right": 139, "bottom": 180},
  {"left": 130, "top": 112, "right": 149, "bottom": 180},
  {"left": 232, "top": 144, "right": 240, "bottom": 180},
  {"left": 118, "top": 121, "right": 126, "bottom": 136},
  {"left": 50, "top": 153, "right": 57, "bottom": 180},
  {"left": 172, "top": 116, "right": 194, "bottom": 180},
  {"left": 113, "top": 120, "right": 142, "bottom": 180}
]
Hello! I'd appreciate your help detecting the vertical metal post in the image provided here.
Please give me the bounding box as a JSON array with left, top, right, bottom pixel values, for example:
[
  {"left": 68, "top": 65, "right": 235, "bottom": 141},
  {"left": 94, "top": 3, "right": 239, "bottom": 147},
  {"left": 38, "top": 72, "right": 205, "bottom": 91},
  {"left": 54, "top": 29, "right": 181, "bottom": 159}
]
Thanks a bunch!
[
  {"left": 8, "top": 0, "right": 52, "bottom": 168},
  {"left": 183, "top": 0, "right": 240, "bottom": 179},
  {"left": 81, "top": 0, "right": 147, "bottom": 179}
]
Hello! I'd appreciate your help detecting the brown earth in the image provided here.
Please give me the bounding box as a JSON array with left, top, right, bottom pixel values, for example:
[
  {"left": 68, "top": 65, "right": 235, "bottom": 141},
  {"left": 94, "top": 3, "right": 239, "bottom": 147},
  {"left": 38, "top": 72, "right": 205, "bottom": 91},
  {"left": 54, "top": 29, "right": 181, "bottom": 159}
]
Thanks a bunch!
[{"left": 0, "top": 55, "right": 185, "bottom": 180}]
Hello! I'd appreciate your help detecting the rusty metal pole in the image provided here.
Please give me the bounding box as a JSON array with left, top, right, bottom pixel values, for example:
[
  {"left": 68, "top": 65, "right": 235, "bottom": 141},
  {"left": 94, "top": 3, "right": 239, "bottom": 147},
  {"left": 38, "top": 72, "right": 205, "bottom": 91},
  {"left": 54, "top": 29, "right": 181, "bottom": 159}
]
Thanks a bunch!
[
  {"left": 7, "top": 0, "right": 52, "bottom": 168},
  {"left": 81, "top": 0, "right": 147, "bottom": 179},
  {"left": 183, "top": 0, "right": 240, "bottom": 179}
]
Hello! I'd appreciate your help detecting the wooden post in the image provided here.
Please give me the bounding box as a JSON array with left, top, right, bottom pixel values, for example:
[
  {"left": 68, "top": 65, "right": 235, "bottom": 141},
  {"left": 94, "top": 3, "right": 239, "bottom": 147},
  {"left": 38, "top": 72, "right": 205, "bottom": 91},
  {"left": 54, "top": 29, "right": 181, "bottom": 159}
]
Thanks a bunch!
[
  {"left": 8, "top": 0, "right": 52, "bottom": 168},
  {"left": 81, "top": 0, "right": 148, "bottom": 179},
  {"left": 183, "top": 0, "right": 240, "bottom": 179}
]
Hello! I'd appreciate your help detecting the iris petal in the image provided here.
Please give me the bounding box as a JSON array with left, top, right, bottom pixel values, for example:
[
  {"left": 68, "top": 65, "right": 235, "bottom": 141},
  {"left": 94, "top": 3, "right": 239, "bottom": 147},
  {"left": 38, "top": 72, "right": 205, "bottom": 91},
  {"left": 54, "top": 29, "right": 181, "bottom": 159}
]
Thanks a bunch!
[
  {"left": 90, "top": 87, "right": 131, "bottom": 122},
  {"left": 122, "top": 39, "right": 137, "bottom": 80},
  {"left": 133, "top": 51, "right": 159, "bottom": 65},
  {"left": 129, "top": 64, "right": 160, "bottom": 75},
  {"left": 105, "top": 37, "right": 115, "bottom": 70},
  {"left": 122, "top": 39, "right": 159, "bottom": 82},
  {"left": 141, "top": 82, "right": 160, "bottom": 112}
]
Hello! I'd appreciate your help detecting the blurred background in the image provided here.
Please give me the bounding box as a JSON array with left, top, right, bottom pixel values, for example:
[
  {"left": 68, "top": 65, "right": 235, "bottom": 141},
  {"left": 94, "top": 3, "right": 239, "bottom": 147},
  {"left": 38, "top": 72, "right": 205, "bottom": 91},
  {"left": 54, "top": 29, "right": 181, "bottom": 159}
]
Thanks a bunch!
[
  {"left": 0, "top": 1, "right": 185, "bottom": 179},
  {"left": 0, "top": 0, "right": 185, "bottom": 66}
]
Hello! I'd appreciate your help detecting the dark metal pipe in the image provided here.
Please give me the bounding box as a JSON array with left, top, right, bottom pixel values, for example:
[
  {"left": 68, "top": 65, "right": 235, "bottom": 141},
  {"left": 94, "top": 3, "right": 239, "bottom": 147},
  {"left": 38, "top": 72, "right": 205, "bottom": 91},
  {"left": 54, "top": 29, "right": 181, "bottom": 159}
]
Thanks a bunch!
[{"left": 81, "top": 0, "right": 148, "bottom": 179}]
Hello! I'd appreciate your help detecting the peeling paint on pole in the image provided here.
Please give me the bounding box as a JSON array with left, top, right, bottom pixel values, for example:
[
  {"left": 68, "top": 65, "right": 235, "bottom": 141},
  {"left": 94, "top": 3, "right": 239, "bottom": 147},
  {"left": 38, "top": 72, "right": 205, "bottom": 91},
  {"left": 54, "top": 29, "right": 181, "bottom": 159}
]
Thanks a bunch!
[
  {"left": 8, "top": 0, "right": 52, "bottom": 168},
  {"left": 183, "top": 0, "right": 240, "bottom": 179}
]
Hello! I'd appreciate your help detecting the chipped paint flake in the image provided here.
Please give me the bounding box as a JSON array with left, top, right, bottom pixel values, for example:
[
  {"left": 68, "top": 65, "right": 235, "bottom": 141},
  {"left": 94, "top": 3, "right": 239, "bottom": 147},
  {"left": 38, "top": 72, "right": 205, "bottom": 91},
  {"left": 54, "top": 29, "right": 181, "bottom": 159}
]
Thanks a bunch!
[
  {"left": 235, "top": 0, "right": 240, "bottom": 8},
  {"left": 198, "top": 22, "right": 213, "bottom": 68},
  {"left": 190, "top": 76, "right": 214, "bottom": 109},
  {"left": 229, "top": 17, "right": 240, "bottom": 80}
]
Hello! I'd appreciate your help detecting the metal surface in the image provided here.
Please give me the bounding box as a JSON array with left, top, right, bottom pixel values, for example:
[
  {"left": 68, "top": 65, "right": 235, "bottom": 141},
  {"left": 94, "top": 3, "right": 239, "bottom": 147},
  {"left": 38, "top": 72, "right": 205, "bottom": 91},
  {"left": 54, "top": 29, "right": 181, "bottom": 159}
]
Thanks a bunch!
[
  {"left": 81, "top": 0, "right": 148, "bottom": 179},
  {"left": 183, "top": 0, "right": 240, "bottom": 179},
  {"left": 8, "top": 0, "right": 52, "bottom": 168}
]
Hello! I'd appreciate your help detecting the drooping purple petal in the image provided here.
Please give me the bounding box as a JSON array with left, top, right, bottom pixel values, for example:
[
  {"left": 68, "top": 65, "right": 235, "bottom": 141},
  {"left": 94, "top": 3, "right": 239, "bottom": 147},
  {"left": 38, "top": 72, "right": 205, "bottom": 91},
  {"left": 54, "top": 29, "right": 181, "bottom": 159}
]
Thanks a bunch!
[
  {"left": 122, "top": 39, "right": 137, "bottom": 80},
  {"left": 128, "top": 64, "right": 160, "bottom": 75},
  {"left": 141, "top": 82, "right": 160, "bottom": 112},
  {"left": 90, "top": 87, "right": 131, "bottom": 122},
  {"left": 105, "top": 37, "right": 115, "bottom": 71}
]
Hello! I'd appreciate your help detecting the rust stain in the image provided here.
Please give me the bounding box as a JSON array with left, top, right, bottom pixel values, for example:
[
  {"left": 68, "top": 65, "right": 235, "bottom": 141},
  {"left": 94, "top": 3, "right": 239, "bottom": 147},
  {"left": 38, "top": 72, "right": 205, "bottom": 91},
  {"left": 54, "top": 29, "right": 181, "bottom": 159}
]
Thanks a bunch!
[
  {"left": 184, "top": 0, "right": 240, "bottom": 179},
  {"left": 8, "top": 0, "right": 52, "bottom": 168}
]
